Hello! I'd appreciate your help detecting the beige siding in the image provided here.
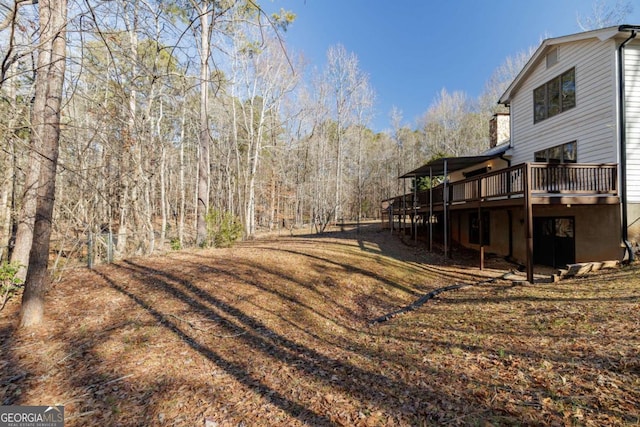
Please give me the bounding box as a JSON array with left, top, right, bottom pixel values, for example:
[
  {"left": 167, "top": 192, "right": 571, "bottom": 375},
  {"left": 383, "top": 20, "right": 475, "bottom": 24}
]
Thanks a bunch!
[
  {"left": 509, "top": 38, "right": 618, "bottom": 165},
  {"left": 531, "top": 205, "right": 621, "bottom": 263},
  {"left": 625, "top": 41, "right": 640, "bottom": 203},
  {"left": 454, "top": 205, "right": 621, "bottom": 264},
  {"left": 448, "top": 157, "right": 510, "bottom": 182}
]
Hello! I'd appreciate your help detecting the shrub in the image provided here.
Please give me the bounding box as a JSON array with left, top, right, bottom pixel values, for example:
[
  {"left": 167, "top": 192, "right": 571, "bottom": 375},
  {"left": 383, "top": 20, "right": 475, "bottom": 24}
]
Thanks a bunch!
[
  {"left": 0, "top": 262, "right": 24, "bottom": 311},
  {"left": 170, "top": 237, "right": 182, "bottom": 251},
  {"left": 205, "top": 209, "right": 243, "bottom": 248}
]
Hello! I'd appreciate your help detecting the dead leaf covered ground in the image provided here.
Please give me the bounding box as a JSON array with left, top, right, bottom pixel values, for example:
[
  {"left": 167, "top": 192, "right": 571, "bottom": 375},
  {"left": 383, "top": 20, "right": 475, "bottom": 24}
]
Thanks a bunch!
[{"left": 1, "top": 223, "right": 639, "bottom": 426}]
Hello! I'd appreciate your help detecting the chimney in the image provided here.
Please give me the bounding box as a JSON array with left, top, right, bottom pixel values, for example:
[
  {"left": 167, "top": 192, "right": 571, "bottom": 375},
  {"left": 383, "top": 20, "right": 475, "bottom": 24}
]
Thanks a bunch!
[{"left": 489, "top": 113, "right": 510, "bottom": 148}]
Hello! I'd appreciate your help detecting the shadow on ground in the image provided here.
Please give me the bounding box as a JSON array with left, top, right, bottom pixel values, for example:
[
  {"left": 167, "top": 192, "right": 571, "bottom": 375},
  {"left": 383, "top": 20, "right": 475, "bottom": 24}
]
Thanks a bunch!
[{"left": 0, "top": 224, "right": 638, "bottom": 425}]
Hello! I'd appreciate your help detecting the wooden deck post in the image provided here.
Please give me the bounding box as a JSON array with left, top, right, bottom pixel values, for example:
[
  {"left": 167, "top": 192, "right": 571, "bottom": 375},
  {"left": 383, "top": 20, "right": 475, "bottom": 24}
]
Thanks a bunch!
[
  {"left": 402, "top": 180, "right": 406, "bottom": 234},
  {"left": 479, "top": 177, "right": 484, "bottom": 271},
  {"left": 524, "top": 163, "right": 534, "bottom": 283},
  {"left": 444, "top": 160, "right": 449, "bottom": 258},
  {"left": 429, "top": 167, "right": 433, "bottom": 252},
  {"left": 413, "top": 176, "right": 418, "bottom": 244}
]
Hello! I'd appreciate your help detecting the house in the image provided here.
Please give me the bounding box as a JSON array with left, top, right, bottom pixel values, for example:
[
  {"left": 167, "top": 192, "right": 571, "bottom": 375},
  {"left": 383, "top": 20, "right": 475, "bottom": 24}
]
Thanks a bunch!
[{"left": 383, "top": 25, "right": 640, "bottom": 282}]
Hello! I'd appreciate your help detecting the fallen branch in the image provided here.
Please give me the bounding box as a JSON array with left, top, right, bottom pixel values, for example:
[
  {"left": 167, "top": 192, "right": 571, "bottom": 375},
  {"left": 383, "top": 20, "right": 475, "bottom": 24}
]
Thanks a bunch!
[
  {"left": 168, "top": 313, "right": 248, "bottom": 338},
  {"left": 369, "top": 271, "right": 513, "bottom": 325},
  {"left": 102, "top": 373, "right": 135, "bottom": 386},
  {"left": 65, "top": 410, "right": 98, "bottom": 421},
  {"left": 1, "top": 372, "right": 27, "bottom": 385},
  {"left": 169, "top": 313, "right": 208, "bottom": 332},
  {"left": 85, "top": 374, "right": 135, "bottom": 392}
]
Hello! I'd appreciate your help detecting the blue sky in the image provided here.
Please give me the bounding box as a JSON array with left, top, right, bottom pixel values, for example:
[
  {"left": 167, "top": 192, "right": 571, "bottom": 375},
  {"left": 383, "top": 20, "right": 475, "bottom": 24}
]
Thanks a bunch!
[{"left": 262, "top": 0, "right": 640, "bottom": 132}]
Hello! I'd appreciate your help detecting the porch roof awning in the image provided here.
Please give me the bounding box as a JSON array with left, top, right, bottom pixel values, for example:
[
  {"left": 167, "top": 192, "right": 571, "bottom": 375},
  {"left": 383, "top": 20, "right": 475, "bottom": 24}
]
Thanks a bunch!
[{"left": 399, "top": 143, "right": 510, "bottom": 178}]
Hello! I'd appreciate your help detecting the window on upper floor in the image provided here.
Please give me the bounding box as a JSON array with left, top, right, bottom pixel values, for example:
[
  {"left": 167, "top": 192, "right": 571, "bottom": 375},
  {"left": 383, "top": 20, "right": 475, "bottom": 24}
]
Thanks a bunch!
[
  {"left": 546, "top": 48, "right": 558, "bottom": 68},
  {"left": 534, "top": 141, "right": 577, "bottom": 163},
  {"left": 533, "top": 67, "right": 576, "bottom": 123}
]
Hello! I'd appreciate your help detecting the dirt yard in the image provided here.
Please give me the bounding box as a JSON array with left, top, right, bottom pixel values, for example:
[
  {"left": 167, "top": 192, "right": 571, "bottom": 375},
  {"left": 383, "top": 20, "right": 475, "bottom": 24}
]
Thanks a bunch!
[{"left": 1, "top": 223, "right": 639, "bottom": 426}]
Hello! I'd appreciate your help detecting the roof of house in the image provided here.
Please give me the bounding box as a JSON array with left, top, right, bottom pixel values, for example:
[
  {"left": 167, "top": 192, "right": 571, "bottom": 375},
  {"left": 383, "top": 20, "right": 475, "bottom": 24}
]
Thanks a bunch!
[
  {"left": 498, "top": 25, "right": 640, "bottom": 105},
  {"left": 399, "top": 143, "right": 510, "bottom": 178}
]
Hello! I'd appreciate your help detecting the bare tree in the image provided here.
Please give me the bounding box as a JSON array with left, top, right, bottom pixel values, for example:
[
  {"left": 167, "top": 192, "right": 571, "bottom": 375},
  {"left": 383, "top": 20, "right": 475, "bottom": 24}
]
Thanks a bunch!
[
  {"left": 420, "top": 88, "right": 471, "bottom": 157},
  {"left": 189, "top": 0, "right": 215, "bottom": 247},
  {"left": 389, "top": 107, "right": 406, "bottom": 194},
  {"left": 228, "top": 31, "right": 298, "bottom": 237},
  {"left": 324, "top": 44, "right": 366, "bottom": 223},
  {"left": 350, "top": 74, "right": 375, "bottom": 228},
  {"left": 3, "top": 1, "right": 37, "bottom": 278},
  {"left": 304, "top": 70, "right": 335, "bottom": 231},
  {"left": 479, "top": 46, "right": 536, "bottom": 114},
  {"left": 577, "top": 0, "right": 633, "bottom": 30}
]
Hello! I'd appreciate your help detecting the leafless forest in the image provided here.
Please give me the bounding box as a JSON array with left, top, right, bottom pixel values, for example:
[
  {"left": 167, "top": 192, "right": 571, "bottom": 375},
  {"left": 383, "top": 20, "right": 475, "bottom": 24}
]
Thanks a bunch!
[{"left": 0, "top": 0, "right": 526, "bottom": 273}]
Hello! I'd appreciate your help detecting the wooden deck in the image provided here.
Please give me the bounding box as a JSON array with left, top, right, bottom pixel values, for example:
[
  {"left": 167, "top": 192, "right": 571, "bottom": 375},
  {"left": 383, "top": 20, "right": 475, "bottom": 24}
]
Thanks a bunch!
[
  {"left": 382, "top": 162, "right": 619, "bottom": 283},
  {"left": 384, "top": 162, "right": 618, "bottom": 215}
]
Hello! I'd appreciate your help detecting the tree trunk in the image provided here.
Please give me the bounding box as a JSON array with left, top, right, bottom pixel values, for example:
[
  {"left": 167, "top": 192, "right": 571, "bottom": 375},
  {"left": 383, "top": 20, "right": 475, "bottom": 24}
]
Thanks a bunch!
[
  {"left": 1, "top": 60, "right": 20, "bottom": 262},
  {"left": 160, "top": 145, "right": 167, "bottom": 246},
  {"left": 20, "top": 0, "right": 67, "bottom": 327},
  {"left": 0, "top": 144, "right": 12, "bottom": 261},
  {"left": 178, "top": 88, "right": 187, "bottom": 247},
  {"left": 10, "top": 150, "right": 39, "bottom": 281},
  {"left": 10, "top": 44, "right": 43, "bottom": 281},
  {"left": 245, "top": 118, "right": 262, "bottom": 238},
  {"left": 195, "top": 4, "right": 212, "bottom": 246}
]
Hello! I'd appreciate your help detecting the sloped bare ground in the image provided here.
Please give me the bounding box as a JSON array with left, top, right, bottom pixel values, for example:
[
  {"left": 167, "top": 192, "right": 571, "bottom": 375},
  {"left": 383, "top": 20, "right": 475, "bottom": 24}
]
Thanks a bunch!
[{"left": 1, "top": 223, "right": 639, "bottom": 426}]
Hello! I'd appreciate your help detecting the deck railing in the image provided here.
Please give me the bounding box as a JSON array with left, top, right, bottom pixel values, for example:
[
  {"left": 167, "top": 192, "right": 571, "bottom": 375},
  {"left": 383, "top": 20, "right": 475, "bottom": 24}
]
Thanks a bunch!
[
  {"left": 529, "top": 163, "right": 617, "bottom": 193},
  {"left": 385, "top": 162, "right": 618, "bottom": 213}
]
